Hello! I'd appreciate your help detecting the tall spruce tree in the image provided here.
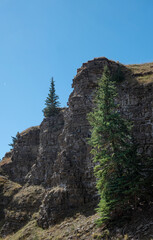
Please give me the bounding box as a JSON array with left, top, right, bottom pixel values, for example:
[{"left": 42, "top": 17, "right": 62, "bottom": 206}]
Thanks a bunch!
[
  {"left": 43, "top": 77, "right": 60, "bottom": 117},
  {"left": 88, "top": 66, "right": 140, "bottom": 225}
]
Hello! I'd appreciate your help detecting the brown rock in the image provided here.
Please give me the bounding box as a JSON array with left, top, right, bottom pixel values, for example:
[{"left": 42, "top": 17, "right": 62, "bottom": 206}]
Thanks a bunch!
[{"left": 1, "top": 57, "right": 153, "bottom": 234}]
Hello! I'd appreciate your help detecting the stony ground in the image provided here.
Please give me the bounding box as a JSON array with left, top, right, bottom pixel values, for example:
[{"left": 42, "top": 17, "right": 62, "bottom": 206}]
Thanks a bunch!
[{"left": 1, "top": 204, "right": 153, "bottom": 240}]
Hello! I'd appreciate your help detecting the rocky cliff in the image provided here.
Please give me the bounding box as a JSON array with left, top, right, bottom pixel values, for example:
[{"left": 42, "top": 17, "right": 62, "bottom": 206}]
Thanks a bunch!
[{"left": 1, "top": 57, "right": 153, "bottom": 239}]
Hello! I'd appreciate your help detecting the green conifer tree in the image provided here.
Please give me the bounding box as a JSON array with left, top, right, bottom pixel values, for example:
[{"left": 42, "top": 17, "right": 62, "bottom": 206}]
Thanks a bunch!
[
  {"left": 9, "top": 132, "right": 20, "bottom": 149},
  {"left": 88, "top": 66, "right": 140, "bottom": 225},
  {"left": 43, "top": 77, "right": 60, "bottom": 117}
]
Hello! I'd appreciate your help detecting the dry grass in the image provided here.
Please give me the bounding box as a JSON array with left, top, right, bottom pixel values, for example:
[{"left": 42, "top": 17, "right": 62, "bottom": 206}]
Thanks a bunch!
[
  {"left": 20, "top": 126, "right": 40, "bottom": 136},
  {"left": 3, "top": 201, "right": 153, "bottom": 239},
  {"left": 126, "top": 62, "right": 153, "bottom": 84},
  {"left": 4, "top": 212, "right": 100, "bottom": 240},
  {"left": 0, "top": 157, "right": 12, "bottom": 167},
  {"left": 12, "top": 185, "right": 45, "bottom": 206},
  {"left": 0, "top": 176, "right": 21, "bottom": 198}
]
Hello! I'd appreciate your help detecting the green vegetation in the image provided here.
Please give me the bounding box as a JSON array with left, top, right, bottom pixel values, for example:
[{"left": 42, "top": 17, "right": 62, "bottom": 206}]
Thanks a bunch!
[
  {"left": 9, "top": 132, "right": 20, "bottom": 149},
  {"left": 43, "top": 77, "right": 60, "bottom": 117},
  {"left": 87, "top": 66, "right": 151, "bottom": 225}
]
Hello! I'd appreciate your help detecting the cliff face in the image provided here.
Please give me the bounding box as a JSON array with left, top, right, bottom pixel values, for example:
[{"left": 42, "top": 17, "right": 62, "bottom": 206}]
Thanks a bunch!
[
  {"left": 26, "top": 111, "right": 65, "bottom": 187},
  {"left": 0, "top": 127, "right": 40, "bottom": 184},
  {"left": 1, "top": 57, "right": 153, "bottom": 236}
]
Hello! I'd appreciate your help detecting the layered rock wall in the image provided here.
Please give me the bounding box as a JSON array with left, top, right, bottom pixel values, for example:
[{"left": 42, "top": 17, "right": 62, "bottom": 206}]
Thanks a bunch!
[
  {"left": 118, "top": 82, "right": 153, "bottom": 156},
  {"left": 26, "top": 111, "right": 65, "bottom": 186},
  {"left": 1, "top": 57, "right": 153, "bottom": 234}
]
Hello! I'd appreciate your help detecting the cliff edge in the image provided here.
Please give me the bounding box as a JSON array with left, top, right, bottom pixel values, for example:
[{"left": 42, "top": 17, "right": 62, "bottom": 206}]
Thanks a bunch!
[{"left": 1, "top": 57, "right": 153, "bottom": 239}]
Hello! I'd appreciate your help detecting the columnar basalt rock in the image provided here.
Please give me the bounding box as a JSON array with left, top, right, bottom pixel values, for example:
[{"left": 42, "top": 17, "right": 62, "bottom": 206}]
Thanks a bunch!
[
  {"left": 117, "top": 82, "right": 153, "bottom": 156},
  {"left": 1, "top": 57, "right": 153, "bottom": 235},
  {"left": 26, "top": 110, "right": 65, "bottom": 186},
  {"left": 37, "top": 58, "right": 125, "bottom": 226}
]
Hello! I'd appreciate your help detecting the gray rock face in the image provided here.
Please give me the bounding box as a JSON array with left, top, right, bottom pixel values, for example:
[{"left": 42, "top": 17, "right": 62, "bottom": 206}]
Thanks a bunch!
[
  {"left": 1, "top": 57, "right": 153, "bottom": 233},
  {"left": 1, "top": 127, "right": 40, "bottom": 184},
  {"left": 117, "top": 82, "right": 153, "bottom": 156},
  {"left": 26, "top": 111, "right": 65, "bottom": 187},
  {"left": 36, "top": 58, "right": 129, "bottom": 226}
]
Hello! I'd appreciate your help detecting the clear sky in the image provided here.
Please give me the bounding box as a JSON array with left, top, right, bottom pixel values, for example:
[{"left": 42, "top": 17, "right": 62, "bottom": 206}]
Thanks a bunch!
[{"left": 0, "top": 0, "right": 153, "bottom": 159}]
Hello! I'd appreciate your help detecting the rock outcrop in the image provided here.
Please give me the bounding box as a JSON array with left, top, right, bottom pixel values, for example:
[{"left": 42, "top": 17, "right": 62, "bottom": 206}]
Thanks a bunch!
[
  {"left": 1, "top": 184, "right": 45, "bottom": 236},
  {"left": 26, "top": 110, "right": 65, "bottom": 187},
  {"left": 1, "top": 57, "right": 153, "bottom": 236},
  {"left": 0, "top": 126, "right": 40, "bottom": 184},
  {"left": 0, "top": 175, "right": 21, "bottom": 233}
]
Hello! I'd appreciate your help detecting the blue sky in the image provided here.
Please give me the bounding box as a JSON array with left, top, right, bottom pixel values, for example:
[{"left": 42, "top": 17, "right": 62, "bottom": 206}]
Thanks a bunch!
[{"left": 0, "top": 0, "right": 153, "bottom": 159}]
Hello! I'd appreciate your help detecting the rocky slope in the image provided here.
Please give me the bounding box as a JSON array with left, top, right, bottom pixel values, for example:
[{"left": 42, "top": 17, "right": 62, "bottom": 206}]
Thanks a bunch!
[{"left": 0, "top": 57, "right": 153, "bottom": 239}]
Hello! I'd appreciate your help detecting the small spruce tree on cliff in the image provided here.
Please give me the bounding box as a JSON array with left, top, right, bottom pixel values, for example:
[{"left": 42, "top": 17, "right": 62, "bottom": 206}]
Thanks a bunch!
[
  {"left": 88, "top": 66, "right": 140, "bottom": 225},
  {"left": 9, "top": 132, "right": 20, "bottom": 149},
  {"left": 43, "top": 77, "right": 60, "bottom": 117}
]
